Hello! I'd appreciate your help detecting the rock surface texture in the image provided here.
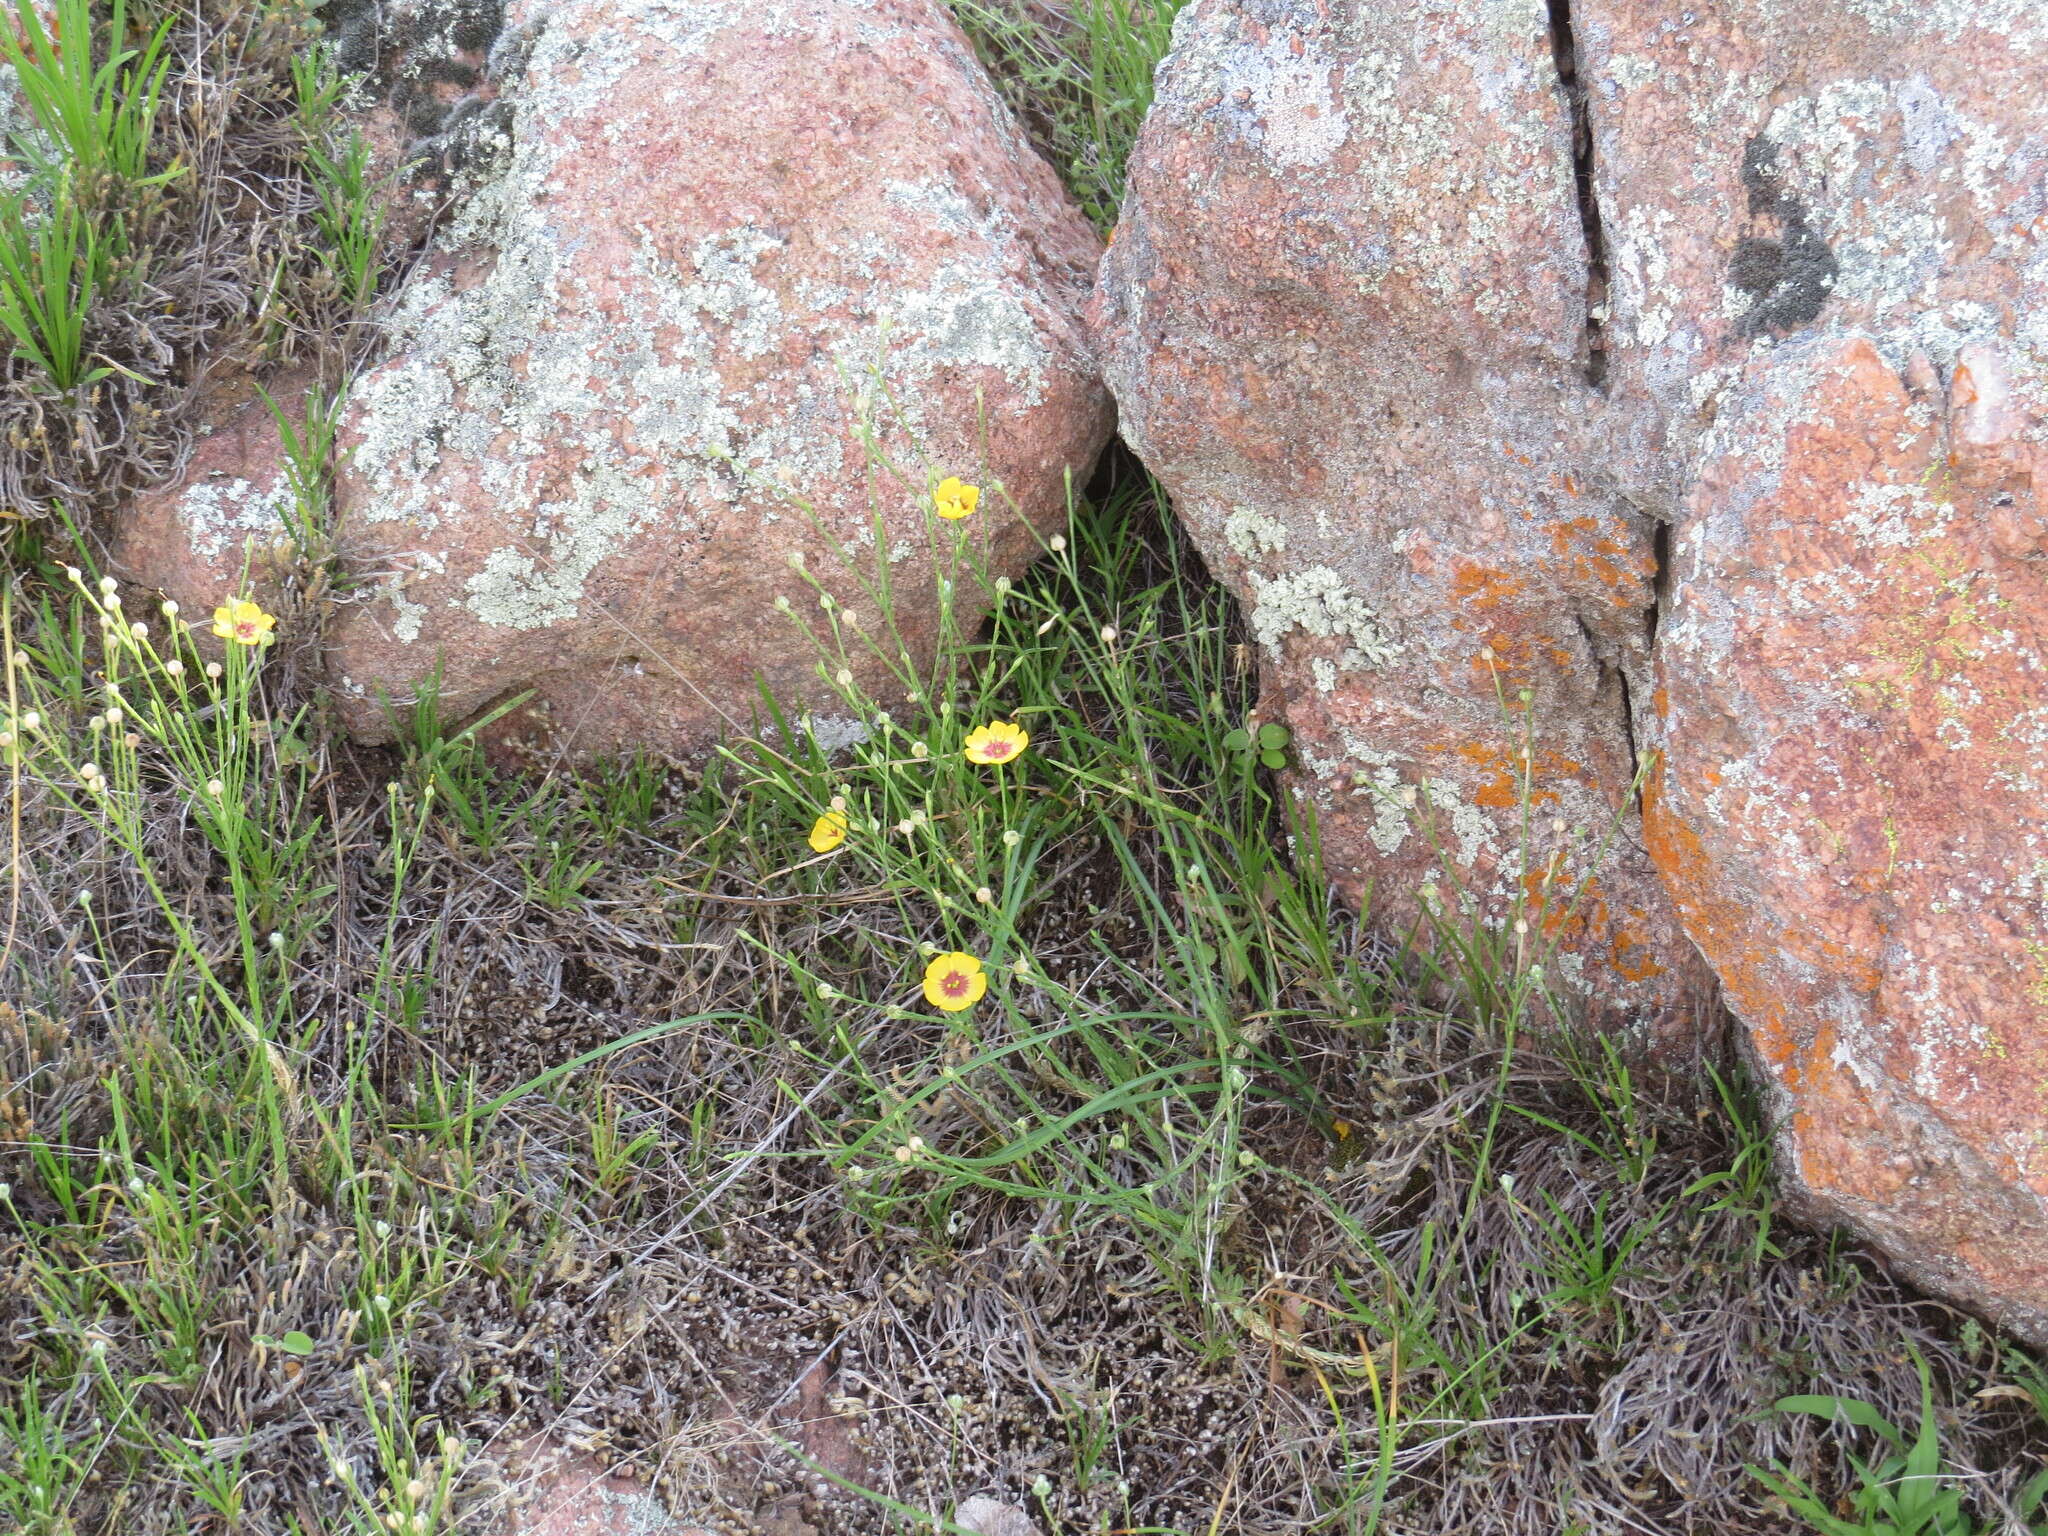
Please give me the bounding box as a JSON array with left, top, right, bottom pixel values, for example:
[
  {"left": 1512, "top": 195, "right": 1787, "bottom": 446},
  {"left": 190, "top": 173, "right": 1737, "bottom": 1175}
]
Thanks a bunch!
[
  {"left": 1615, "top": 4, "right": 2048, "bottom": 1341},
  {"left": 106, "top": 374, "right": 312, "bottom": 625},
  {"left": 328, "top": 0, "right": 1108, "bottom": 754},
  {"left": 1097, "top": 0, "right": 2048, "bottom": 1335},
  {"left": 1092, "top": 0, "right": 1714, "bottom": 1046}
]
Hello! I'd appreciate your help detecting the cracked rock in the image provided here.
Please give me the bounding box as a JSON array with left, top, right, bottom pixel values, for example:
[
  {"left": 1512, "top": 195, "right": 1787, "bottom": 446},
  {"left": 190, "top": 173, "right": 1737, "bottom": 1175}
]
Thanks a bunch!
[{"left": 1095, "top": 0, "right": 2048, "bottom": 1334}]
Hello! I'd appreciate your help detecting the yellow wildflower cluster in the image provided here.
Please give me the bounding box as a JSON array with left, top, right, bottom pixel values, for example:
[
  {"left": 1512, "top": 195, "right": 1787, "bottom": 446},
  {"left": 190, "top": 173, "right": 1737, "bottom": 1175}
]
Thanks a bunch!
[{"left": 787, "top": 476, "right": 1057, "bottom": 1015}]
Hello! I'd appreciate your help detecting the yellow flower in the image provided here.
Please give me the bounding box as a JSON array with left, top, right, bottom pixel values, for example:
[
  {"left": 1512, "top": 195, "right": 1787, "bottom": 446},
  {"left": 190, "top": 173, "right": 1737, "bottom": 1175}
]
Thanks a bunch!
[
  {"left": 922, "top": 951, "right": 987, "bottom": 1012},
  {"left": 210, "top": 599, "right": 276, "bottom": 647},
  {"left": 808, "top": 810, "right": 849, "bottom": 853},
  {"left": 963, "top": 719, "right": 1028, "bottom": 766},
  {"left": 933, "top": 476, "right": 981, "bottom": 521}
]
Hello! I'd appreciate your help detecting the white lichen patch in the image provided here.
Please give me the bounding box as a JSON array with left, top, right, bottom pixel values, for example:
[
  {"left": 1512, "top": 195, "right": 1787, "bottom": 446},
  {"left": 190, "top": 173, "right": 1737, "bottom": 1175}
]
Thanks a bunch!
[
  {"left": 1843, "top": 480, "right": 1947, "bottom": 549},
  {"left": 1755, "top": 78, "right": 2032, "bottom": 358},
  {"left": 1605, "top": 52, "right": 1659, "bottom": 91},
  {"left": 1154, "top": 2, "right": 1568, "bottom": 313},
  {"left": 1215, "top": 23, "right": 1350, "bottom": 169},
  {"left": 882, "top": 258, "right": 1053, "bottom": 410},
  {"left": 1610, "top": 203, "right": 1679, "bottom": 351},
  {"left": 1223, "top": 505, "right": 1289, "bottom": 560},
  {"left": 678, "top": 226, "right": 786, "bottom": 359},
  {"left": 1339, "top": 737, "right": 1415, "bottom": 855},
  {"left": 1248, "top": 565, "right": 1400, "bottom": 673},
  {"left": 1422, "top": 775, "right": 1495, "bottom": 869},
  {"left": 178, "top": 477, "right": 298, "bottom": 562},
  {"left": 388, "top": 585, "right": 430, "bottom": 645},
  {"left": 1833, "top": 0, "right": 2047, "bottom": 47},
  {"left": 802, "top": 713, "right": 872, "bottom": 751}
]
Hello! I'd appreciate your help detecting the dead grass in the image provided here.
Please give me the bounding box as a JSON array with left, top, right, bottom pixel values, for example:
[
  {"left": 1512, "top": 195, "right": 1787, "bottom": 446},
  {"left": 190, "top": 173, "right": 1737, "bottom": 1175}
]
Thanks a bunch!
[
  {"left": 0, "top": 0, "right": 404, "bottom": 536},
  {"left": 6, "top": 460, "right": 2048, "bottom": 1534}
]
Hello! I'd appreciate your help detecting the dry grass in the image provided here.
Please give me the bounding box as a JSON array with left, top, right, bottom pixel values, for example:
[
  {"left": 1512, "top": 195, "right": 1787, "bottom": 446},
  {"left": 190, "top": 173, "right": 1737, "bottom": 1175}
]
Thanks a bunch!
[
  {"left": 7, "top": 462, "right": 2048, "bottom": 1534},
  {"left": 0, "top": 1, "right": 394, "bottom": 532}
]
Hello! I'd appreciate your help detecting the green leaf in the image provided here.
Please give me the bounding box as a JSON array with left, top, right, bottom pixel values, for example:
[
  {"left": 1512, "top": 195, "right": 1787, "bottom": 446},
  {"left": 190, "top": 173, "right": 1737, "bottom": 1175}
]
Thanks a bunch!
[
  {"left": 2016, "top": 1465, "right": 2048, "bottom": 1515},
  {"left": 1773, "top": 1394, "right": 1907, "bottom": 1449},
  {"left": 258, "top": 1331, "right": 316, "bottom": 1356},
  {"left": 1257, "top": 722, "right": 1290, "bottom": 750},
  {"left": 1221, "top": 728, "right": 1249, "bottom": 752},
  {"left": 1259, "top": 749, "right": 1289, "bottom": 770}
]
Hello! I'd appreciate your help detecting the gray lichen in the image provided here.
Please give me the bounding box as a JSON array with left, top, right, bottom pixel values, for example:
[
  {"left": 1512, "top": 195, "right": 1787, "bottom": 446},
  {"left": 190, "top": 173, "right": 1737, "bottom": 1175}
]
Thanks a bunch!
[
  {"left": 177, "top": 476, "right": 299, "bottom": 563},
  {"left": 343, "top": 0, "right": 1070, "bottom": 642},
  {"left": 1249, "top": 564, "right": 1400, "bottom": 677}
]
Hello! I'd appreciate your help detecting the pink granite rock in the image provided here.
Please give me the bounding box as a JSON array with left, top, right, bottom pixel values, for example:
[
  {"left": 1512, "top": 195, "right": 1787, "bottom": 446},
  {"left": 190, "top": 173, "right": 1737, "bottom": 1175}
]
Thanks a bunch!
[
  {"left": 1574, "top": 0, "right": 2048, "bottom": 516},
  {"left": 1098, "top": 0, "right": 2048, "bottom": 1329},
  {"left": 497, "top": 1440, "right": 710, "bottom": 1536},
  {"left": 104, "top": 373, "right": 314, "bottom": 626},
  {"left": 1647, "top": 334, "right": 2048, "bottom": 1342},
  {"left": 1091, "top": 0, "right": 1712, "bottom": 1048},
  {"left": 1587, "top": 0, "right": 2048, "bottom": 1338},
  {"left": 326, "top": 0, "right": 1109, "bottom": 756}
]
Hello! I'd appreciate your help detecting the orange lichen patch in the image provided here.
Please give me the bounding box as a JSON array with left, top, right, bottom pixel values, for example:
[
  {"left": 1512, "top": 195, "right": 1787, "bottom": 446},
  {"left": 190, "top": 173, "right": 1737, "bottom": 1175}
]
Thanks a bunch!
[
  {"left": 1523, "top": 863, "right": 1601, "bottom": 937},
  {"left": 1643, "top": 774, "right": 1794, "bottom": 1071},
  {"left": 1608, "top": 923, "right": 1667, "bottom": 983},
  {"left": 1460, "top": 741, "right": 1525, "bottom": 809},
  {"left": 1507, "top": 862, "right": 1670, "bottom": 988},
  {"left": 1450, "top": 561, "right": 1526, "bottom": 612},
  {"left": 1548, "top": 514, "right": 1656, "bottom": 606},
  {"left": 1810, "top": 930, "right": 1885, "bottom": 999},
  {"left": 1455, "top": 740, "right": 1580, "bottom": 810},
  {"left": 1458, "top": 629, "right": 1539, "bottom": 696}
]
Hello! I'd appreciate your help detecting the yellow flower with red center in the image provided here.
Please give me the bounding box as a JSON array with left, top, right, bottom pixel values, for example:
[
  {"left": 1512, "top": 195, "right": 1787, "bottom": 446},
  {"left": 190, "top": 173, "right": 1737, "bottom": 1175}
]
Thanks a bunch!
[
  {"left": 922, "top": 951, "right": 987, "bottom": 1012},
  {"left": 933, "top": 477, "right": 981, "bottom": 521},
  {"left": 962, "top": 719, "right": 1028, "bottom": 766},
  {"left": 210, "top": 598, "right": 276, "bottom": 647},
  {"left": 808, "top": 810, "right": 849, "bottom": 853}
]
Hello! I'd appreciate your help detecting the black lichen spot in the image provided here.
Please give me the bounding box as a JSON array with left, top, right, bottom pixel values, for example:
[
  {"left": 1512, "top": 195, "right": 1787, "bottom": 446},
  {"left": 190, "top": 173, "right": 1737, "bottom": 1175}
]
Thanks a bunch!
[
  {"left": 1728, "top": 136, "right": 1839, "bottom": 338},
  {"left": 317, "top": 0, "right": 513, "bottom": 188},
  {"left": 319, "top": 0, "right": 382, "bottom": 75},
  {"left": 1726, "top": 237, "right": 1782, "bottom": 293}
]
